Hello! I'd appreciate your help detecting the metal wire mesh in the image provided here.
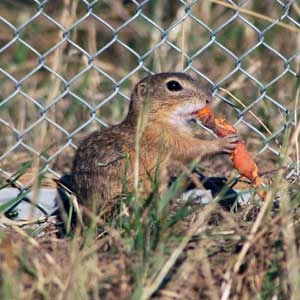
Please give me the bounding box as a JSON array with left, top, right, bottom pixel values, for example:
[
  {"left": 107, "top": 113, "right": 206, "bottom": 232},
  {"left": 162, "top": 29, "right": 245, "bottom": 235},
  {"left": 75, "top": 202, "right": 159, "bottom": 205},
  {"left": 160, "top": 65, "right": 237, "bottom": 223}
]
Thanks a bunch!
[{"left": 0, "top": 0, "right": 299, "bottom": 187}]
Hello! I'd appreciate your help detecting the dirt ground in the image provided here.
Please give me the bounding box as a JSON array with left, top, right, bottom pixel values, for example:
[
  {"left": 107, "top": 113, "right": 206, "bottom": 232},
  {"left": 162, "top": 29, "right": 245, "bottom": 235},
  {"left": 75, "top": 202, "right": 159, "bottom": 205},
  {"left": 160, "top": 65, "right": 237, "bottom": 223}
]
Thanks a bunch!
[{"left": 1, "top": 195, "right": 299, "bottom": 300}]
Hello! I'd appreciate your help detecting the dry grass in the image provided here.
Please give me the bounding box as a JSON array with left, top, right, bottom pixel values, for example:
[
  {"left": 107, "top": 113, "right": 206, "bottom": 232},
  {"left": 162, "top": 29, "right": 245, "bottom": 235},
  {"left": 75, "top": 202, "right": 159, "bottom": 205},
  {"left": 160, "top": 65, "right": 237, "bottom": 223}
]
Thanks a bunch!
[{"left": 0, "top": 1, "right": 300, "bottom": 299}]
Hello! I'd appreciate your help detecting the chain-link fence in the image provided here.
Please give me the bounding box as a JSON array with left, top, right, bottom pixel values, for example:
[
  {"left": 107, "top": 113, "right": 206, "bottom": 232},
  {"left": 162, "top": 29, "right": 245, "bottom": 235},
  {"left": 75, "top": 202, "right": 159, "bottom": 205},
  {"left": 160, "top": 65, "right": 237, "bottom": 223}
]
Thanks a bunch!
[{"left": 0, "top": 0, "right": 299, "bottom": 188}]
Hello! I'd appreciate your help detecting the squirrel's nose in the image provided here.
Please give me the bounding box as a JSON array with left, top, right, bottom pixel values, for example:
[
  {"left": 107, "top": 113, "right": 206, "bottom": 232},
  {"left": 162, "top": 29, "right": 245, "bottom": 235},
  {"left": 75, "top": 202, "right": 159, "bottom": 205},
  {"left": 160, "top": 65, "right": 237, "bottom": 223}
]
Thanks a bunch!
[
  {"left": 205, "top": 95, "right": 213, "bottom": 105},
  {"left": 197, "top": 86, "right": 212, "bottom": 105}
]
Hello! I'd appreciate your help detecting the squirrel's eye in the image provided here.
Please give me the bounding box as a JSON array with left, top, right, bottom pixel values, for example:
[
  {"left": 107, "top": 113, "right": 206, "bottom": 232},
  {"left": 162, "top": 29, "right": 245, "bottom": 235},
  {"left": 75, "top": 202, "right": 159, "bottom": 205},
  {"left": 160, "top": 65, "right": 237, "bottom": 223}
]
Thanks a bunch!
[{"left": 166, "top": 80, "right": 182, "bottom": 91}]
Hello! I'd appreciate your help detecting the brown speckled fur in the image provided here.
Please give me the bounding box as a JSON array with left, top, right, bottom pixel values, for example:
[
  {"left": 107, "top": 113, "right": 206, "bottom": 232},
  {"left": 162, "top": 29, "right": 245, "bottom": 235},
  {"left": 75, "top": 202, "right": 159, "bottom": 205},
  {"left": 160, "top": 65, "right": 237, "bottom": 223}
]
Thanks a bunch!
[{"left": 71, "top": 73, "right": 239, "bottom": 214}]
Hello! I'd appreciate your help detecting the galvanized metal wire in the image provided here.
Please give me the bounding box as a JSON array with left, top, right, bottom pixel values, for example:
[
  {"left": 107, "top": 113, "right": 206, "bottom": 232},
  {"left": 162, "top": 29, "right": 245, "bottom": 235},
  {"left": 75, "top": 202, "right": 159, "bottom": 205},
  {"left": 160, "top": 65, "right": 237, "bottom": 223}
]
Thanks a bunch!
[{"left": 0, "top": 0, "right": 299, "bottom": 188}]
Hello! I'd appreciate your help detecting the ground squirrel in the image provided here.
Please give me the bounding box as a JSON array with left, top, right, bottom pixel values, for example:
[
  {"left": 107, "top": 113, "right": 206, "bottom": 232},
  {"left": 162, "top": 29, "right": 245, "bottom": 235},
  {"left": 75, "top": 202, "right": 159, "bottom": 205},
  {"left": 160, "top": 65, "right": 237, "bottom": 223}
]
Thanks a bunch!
[{"left": 71, "top": 73, "right": 239, "bottom": 215}]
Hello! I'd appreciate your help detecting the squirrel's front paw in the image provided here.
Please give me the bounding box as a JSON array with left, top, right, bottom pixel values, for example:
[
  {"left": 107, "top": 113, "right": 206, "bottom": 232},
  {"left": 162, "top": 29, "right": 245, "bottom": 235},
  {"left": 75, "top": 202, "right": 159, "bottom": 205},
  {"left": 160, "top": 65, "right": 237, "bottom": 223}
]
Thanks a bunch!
[{"left": 219, "top": 134, "right": 240, "bottom": 154}]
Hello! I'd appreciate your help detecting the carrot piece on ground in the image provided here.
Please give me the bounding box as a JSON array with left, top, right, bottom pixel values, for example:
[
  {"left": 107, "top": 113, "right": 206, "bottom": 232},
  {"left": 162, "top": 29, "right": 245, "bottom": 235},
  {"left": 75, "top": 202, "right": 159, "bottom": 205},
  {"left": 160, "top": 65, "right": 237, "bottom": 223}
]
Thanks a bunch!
[{"left": 197, "top": 106, "right": 266, "bottom": 200}]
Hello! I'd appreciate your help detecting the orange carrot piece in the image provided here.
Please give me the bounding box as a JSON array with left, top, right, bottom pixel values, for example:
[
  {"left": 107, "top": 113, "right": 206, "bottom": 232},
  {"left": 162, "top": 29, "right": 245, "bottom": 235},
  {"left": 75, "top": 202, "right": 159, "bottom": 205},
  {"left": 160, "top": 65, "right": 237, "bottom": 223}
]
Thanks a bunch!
[
  {"left": 197, "top": 106, "right": 215, "bottom": 121},
  {"left": 197, "top": 106, "right": 266, "bottom": 200},
  {"left": 214, "top": 118, "right": 236, "bottom": 137}
]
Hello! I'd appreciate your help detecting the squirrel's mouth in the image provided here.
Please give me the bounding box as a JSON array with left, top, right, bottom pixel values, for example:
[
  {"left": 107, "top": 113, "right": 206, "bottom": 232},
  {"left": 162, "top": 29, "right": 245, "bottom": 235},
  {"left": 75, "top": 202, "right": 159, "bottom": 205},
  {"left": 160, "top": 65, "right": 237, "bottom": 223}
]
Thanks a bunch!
[
  {"left": 180, "top": 103, "right": 207, "bottom": 120},
  {"left": 189, "top": 110, "right": 201, "bottom": 118},
  {"left": 168, "top": 103, "right": 207, "bottom": 127}
]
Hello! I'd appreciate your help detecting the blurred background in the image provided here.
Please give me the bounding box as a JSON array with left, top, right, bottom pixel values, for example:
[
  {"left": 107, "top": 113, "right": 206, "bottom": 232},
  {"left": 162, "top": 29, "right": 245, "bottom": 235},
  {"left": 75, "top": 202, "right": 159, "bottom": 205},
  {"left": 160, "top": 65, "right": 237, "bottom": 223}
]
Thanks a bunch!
[{"left": 0, "top": 0, "right": 299, "bottom": 185}]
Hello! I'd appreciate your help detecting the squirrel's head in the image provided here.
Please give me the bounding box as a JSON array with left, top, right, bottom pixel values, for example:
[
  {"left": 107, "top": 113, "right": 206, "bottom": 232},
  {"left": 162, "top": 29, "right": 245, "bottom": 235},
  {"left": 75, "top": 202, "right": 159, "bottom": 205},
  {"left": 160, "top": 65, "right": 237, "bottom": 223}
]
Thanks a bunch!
[{"left": 127, "top": 72, "right": 212, "bottom": 127}]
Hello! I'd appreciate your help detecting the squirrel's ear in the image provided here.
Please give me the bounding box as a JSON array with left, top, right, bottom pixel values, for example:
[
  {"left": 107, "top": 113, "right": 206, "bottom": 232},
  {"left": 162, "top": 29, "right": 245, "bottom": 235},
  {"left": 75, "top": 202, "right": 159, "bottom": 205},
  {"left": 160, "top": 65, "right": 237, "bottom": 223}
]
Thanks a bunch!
[{"left": 136, "top": 82, "right": 148, "bottom": 98}]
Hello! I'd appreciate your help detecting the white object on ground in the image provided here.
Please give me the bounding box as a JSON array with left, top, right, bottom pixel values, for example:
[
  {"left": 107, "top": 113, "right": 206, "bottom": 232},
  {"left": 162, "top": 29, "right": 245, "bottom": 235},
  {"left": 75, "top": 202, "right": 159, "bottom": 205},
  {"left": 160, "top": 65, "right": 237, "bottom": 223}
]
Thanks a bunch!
[
  {"left": 0, "top": 188, "right": 58, "bottom": 221},
  {"left": 182, "top": 189, "right": 252, "bottom": 205},
  {"left": 0, "top": 187, "right": 253, "bottom": 223}
]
